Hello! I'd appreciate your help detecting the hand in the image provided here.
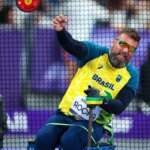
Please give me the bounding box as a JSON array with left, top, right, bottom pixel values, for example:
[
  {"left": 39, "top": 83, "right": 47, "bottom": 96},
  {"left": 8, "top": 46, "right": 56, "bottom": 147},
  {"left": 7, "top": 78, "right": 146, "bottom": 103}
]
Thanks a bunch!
[
  {"left": 84, "top": 86, "right": 111, "bottom": 106},
  {"left": 84, "top": 85, "right": 100, "bottom": 97},
  {"left": 52, "top": 15, "right": 68, "bottom": 31},
  {"left": 84, "top": 86, "right": 104, "bottom": 106}
]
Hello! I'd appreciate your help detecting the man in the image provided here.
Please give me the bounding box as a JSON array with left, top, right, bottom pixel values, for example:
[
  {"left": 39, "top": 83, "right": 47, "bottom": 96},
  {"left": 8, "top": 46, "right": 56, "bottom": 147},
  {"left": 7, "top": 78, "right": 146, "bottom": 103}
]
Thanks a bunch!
[{"left": 35, "top": 15, "right": 140, "bottom": 150}]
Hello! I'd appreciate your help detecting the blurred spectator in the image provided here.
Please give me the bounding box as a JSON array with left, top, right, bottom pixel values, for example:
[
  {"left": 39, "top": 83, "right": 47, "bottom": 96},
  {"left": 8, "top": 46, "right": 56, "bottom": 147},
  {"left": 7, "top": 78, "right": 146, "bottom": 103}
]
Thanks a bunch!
[
  {"left": 0, "top": 1, "right": 13, "bottom": 25},
  {"left": 0, "top": 3, "right": 27, "bottom": 27},
  {"left": 33, "top": 1, "right": 52, "bottom": 28},
  {"left": 128, "top": 0, "right": 150, "bottom": 29},
  {"left": 108, "top": 0, "right": 150, "bottom": 29},
  {"left": 0, "top": 95, "right": 7, "bottom": 149},
  {"left": 108, "top": 0, "right": 137, "bottom": 29},
  {"left": 136, "top": 45, "right": 150, "bottom": 113},
  {"left": 49, "top": 0, "right": 109, "bottom": 40},
  {"left": 10, "top": 7, "right": 29, "bottom": 28}
]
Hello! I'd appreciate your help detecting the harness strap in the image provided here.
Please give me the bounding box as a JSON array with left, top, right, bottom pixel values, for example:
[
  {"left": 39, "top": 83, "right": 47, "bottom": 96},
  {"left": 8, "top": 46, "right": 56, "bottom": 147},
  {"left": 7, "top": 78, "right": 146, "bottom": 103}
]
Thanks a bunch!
[
  {"left": 46, "top": 122, "right": 97, "bottom": 145},
  {"left": 46, "top": 122, "right": 115, "bottom": 147}
]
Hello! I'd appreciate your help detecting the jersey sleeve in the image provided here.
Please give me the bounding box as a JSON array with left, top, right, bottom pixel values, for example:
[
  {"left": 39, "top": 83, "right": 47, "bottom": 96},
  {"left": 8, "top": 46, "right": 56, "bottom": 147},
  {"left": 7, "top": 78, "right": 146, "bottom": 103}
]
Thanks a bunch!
[{"left": 126, "top": 64, "right": 140, "bottom": 94}]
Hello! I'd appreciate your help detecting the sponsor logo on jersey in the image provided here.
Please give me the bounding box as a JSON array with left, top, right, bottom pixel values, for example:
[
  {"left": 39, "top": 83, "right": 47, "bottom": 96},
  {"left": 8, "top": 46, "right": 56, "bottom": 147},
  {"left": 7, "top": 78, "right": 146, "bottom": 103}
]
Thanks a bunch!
[{"left": 116, "top": 74, "right": 122, "bottom": 82}]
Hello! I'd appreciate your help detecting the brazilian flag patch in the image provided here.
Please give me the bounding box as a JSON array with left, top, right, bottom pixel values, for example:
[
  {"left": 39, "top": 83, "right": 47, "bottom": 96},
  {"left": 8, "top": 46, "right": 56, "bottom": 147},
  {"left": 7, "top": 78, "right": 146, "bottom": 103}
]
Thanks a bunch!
[{"left": 86, "top": 97, "right": 104, "bottom": 105}]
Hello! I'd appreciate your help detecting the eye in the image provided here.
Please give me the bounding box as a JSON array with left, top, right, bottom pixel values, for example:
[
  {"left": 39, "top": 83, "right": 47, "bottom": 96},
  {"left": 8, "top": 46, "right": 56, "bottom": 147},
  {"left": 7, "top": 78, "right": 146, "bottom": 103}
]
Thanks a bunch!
[
  {"left": 116, "top": 39, "right": 137, "bottom": 53},
  {"left": 119, "top": 41, "right": 127, "bottom": 46}
]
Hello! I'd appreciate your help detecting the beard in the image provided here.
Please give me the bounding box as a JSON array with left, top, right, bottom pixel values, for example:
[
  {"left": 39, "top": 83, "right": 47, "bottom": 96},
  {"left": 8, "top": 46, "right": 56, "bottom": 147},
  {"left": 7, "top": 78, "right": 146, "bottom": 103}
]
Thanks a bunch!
[{"left": 109, "top": 52, "right": 127, "bottom": 68}]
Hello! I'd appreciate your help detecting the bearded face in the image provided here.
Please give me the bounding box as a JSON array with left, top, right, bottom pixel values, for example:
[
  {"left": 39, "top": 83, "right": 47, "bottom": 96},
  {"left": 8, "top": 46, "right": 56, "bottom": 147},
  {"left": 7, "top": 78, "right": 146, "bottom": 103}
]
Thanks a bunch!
[{"left": 109, "top": 33, "right": 138, "bottom": 68}]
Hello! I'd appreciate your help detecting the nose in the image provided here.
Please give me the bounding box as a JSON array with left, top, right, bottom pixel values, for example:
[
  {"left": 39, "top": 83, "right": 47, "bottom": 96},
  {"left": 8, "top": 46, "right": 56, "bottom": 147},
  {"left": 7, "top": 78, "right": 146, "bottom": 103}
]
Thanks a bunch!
[{"left": 122, "top": 47, "right": 129, "bottom": 53}]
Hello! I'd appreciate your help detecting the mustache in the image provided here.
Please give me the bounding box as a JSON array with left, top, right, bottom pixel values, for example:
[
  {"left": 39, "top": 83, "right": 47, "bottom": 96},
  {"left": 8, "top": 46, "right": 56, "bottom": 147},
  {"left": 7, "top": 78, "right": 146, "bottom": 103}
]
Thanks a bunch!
[
  {"left": 111, "top": 52, "right": 128, "bottom": 59},
  {"left": 109, "top": 54, "right": 125, "bottom": 68},
  {"left": 111, "top": 52, "right": 121, "bottom": 56},
  {"left": 109, "top": 52, "right": 129, "bottom": 66}
]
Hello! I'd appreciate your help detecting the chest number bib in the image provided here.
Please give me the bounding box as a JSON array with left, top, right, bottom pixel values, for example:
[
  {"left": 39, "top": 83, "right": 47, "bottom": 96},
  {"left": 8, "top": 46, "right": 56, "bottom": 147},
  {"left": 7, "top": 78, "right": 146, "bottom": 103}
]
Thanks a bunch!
[{"left": 70, "top": 96, "right": 100, "bottom": 120}]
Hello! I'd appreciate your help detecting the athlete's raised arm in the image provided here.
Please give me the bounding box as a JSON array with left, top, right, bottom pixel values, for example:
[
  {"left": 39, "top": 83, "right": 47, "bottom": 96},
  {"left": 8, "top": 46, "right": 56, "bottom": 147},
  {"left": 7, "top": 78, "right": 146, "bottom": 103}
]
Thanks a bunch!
[{"left": 52, "top": 15, "right": 88, "bottom": 59}]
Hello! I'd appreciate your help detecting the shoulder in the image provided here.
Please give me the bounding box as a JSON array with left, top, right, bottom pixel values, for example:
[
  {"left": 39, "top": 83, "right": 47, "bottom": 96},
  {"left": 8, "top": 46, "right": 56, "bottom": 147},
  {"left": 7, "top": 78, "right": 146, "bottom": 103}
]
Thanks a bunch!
[
  {"left": 127, "top": 64, "right": 139, "bottom": 77},
  {"left": 82, "top": 41, "right": 109, "bottom": 54},
  {"left": 78, "top": 41, "right": 109, "bottom": 66},
  {"left": 126, "top": 63, "right": 139, "bottom": 94}
]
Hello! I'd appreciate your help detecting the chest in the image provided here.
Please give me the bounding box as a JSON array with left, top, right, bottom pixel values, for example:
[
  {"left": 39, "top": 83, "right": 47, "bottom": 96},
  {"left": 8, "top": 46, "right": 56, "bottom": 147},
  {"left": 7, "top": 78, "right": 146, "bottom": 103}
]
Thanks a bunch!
[{"left": 76, "top": 54, "right": 131, "bottom": 98}]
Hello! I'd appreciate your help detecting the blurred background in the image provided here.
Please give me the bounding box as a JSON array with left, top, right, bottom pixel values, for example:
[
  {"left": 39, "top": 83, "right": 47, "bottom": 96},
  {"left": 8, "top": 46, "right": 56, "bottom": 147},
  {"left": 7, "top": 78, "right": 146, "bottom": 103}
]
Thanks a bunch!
[{"left": 0, "top": 0, "right": 150, "bottom": 149}]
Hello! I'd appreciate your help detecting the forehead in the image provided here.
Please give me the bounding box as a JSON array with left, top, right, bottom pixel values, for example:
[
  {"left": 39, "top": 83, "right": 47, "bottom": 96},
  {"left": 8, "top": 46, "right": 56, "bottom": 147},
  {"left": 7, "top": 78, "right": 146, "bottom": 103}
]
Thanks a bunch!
[{"left": 117, "top": 33, "right": 138, "bottom": 47}]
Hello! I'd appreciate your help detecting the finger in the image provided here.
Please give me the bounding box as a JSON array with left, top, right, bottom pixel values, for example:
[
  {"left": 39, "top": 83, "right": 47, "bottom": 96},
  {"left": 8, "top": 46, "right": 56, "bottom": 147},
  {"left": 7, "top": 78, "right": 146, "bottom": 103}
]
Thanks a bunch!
[
  {"left": 88, "top": 85, "right": 92, "bottom": 89},
  {"left": 58, "top": 15, "right": 68, "bottom": 24},
  {"left": 59, "top": 14, "right": 67, "bottom": 20},
  {"left": 52, "top": 15, "right": 68, "bottom": 26},
  {"left": 62, "top": 16, "right": 68, "bottom": 23},
  {"left": 52, "top": 19, "right": 60, "bottom": 25},
  {"left": 84, "top": 89, "right": 89, "bottom": 94},
  {"left": 55, "top": 15, "right": 65, "bottom": 23}
]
